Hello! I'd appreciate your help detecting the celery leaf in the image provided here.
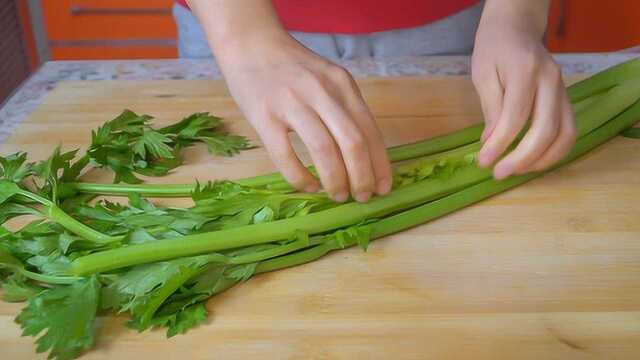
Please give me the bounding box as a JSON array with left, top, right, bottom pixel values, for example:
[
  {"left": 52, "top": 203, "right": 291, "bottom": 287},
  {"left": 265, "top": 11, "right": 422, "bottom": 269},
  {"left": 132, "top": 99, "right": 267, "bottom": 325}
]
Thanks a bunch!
[{"left": 15, "top": 276, "right": 101, "bottom": 360}]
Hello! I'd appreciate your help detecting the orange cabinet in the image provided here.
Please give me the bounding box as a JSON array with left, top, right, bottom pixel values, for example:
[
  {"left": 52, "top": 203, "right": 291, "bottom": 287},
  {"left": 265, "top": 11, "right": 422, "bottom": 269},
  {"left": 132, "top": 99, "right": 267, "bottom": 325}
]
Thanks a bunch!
[
  {"left": 547, "top": 0, "right": 640, "bottom": 52},
  {"left": 40, "top": 1, "right": 640, "bottom": 60},
  {"left": 42, "top": 0, "right": 177, "bottom": 59}
]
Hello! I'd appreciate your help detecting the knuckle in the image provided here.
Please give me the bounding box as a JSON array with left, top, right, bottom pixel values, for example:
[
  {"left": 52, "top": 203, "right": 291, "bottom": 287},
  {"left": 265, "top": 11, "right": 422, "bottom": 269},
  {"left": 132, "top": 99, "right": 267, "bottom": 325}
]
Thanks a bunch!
[
  {"left": 309, "top": 138, "right": 334, "bottom": 154},
  {"left": 352, "top": 176, "right": 375, "bottom": 193},
  {"left": 290, "top": 68, "right": 324, "bottom": 93},
  {"left": 248, "top": 97, "right": 275, "bottom": 121},
  {"left": 328, "top": 65, "right": 352, "bottom": 83},
  {"left": 542, "top": 63, "right": 563, "bottom": 85},
  {"left": 538, "top": 121, "right": 559, "bottom": 140},
  {"left": 300, "top": 71, "right": 322, "bottom": 88},
  {"left": 501, "top": 118, "right": 526, "bottom": 135},
  {"left": 275, "top": 86, "right": 299, "bottom": 105},
  {"left": 293, "top": 66, "right": 315, "bottom": 79},
  {"left": 343, "top": 133, "right": 367, "bottom": 153},
  {"left": 520, "top": 52, "right": 540, "bottom": 72}
]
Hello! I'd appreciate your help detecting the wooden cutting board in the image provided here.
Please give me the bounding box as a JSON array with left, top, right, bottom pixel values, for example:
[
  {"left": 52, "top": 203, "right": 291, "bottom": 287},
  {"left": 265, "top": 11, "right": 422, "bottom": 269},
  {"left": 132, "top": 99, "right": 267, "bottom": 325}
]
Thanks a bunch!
[{"left": 1, "top": 77, "right": 640, "bottom": 359}]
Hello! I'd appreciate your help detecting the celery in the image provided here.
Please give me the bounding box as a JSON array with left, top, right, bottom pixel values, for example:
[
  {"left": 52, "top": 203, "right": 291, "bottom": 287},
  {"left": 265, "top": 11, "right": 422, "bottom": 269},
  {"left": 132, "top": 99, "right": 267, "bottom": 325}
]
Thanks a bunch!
[
  {"left": 70, "top": 76, "right": 640, "bottom": 275},
  {"left": 257, "top": 97, "right": 640, "bottom": 273},
  {"left": 70, "top": 58, "right": 640, "bottom": 197}
]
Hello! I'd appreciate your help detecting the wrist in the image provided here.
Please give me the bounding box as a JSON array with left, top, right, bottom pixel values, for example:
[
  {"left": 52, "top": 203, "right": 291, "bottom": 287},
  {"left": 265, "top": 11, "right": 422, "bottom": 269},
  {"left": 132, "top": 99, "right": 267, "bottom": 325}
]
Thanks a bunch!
[
  {"left": 211, "top": 28, "right": 294, "bottom": 67},
  {"left": 186, "top": 0, "right": 293, "bottom": 68},
  {"left": 480, "top": 0, "right": 550, "bottom": 39}
]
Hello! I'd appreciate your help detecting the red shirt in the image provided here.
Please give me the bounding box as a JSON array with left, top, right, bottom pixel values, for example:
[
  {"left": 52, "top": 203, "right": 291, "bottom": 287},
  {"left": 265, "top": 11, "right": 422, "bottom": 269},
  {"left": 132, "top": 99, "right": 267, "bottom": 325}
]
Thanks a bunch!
[{"left": 175, "top": 0, "right": 480, "bottom": 34}]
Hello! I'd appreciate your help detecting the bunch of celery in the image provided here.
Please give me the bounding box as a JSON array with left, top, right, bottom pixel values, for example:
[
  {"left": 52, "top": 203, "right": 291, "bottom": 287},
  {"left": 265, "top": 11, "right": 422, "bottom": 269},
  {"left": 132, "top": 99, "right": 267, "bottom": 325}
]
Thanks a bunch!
[{"left": 1, "top": 58, "right": 639, "bottom": 360}]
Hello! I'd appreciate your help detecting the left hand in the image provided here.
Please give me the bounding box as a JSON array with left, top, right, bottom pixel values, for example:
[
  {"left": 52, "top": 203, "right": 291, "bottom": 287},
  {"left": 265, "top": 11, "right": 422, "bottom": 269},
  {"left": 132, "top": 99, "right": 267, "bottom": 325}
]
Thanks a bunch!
[{"left": 471, "top": 0, "right": 577, "bottom": 179}]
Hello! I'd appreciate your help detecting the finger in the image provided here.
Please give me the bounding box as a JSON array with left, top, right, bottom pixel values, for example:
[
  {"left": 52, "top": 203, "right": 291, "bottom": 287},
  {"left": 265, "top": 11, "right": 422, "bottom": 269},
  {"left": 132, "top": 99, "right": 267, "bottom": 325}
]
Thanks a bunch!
[
  {"left": 478, "top": 73, "right": 536, "bottom": 168},
  {"left": 257, "top": 120, "right": 320, "bottom": 193},
  {"left": 348, "top": 104, "right": 393, "bottom": 196},
  {"left": 493, "top": 70, "right": 562, "bottom": 179},
  {"left": 284, "top": 104, "right": 351, "bottom": 202},
  {"left": 310, "top": 90, "right": 377, "bottom": 203},
  {"left": 334, "top": 73, "right": 393, "bottom": 195},
  {"left": 529, "top": 93, "right": 577, "bottom": 172},
  {"left": 472, "top": 66, "right": 504, "bottom": 143}
]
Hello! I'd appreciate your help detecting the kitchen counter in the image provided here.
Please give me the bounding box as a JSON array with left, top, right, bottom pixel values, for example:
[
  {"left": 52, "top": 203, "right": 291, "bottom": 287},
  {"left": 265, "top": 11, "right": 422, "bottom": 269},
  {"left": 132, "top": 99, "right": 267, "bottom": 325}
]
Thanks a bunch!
[
  {"left": 0, "top": 53, "right": 637, "bottom": 145},
  {"left": 3, "top": 57, "right": 640, "bottom": 359}
]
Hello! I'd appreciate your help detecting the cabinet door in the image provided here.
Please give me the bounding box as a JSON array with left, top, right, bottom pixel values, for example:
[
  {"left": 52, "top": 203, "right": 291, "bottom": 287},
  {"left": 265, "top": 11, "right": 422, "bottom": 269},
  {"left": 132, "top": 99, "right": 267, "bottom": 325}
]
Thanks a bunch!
[
  {"left": 547, "top": 0, "right": 640, "bottom": 52},
  {"left": 41, "top": 0, "right": 177, "bottom": 59},
  {"left": 42, "top": 0, "right": 176, "bottom": 40}
]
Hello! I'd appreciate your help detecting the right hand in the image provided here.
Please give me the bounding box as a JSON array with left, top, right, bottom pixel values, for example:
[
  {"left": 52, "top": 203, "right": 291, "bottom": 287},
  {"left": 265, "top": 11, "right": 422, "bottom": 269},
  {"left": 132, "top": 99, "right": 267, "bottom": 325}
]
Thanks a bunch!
[{"left": 218, "top": 34, "right": 392, "bottom": 203}]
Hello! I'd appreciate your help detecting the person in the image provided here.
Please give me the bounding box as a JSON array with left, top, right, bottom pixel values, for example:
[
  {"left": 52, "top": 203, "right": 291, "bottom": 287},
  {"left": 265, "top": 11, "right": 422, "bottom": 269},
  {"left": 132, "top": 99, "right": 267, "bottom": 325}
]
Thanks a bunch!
[{"left": 174, "top": 0, "right": 576, "bottom": 203}]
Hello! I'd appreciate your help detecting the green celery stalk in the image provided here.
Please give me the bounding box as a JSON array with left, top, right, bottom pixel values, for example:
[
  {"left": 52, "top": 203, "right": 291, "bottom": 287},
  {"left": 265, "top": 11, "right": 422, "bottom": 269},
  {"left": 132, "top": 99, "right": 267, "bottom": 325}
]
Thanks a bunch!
[
  {"left": 0, "top": 246, "right": 82, "bottom": 285},
  {"left": 256, "top": 97, "right": 640, "bottom": 274},
  {"left": 567, "top": 57, "right": 640, "bottom": 102},
  {"left": 70, "top": 77, "right": 640, "bottom": 275},
  {"left": 68, "top": 124, "right": 483, "bottom": 197},
  {"left": 69, "top": 58, "right": 640, "bottom": 197},
  {"left": 46, "top": 206, "right": 121, "bottom": 244},
  {"left": 69, "top": 182, "right": 196, "bottom": 198},
  {"left": 71, "top": 164, "right": 492, "bottom": 275},
  {"left": 575, "top": 78, "right": 640, "bottom": 136},
  {"left": 12, "top": 188, "right": 121, "bottom": 244}
]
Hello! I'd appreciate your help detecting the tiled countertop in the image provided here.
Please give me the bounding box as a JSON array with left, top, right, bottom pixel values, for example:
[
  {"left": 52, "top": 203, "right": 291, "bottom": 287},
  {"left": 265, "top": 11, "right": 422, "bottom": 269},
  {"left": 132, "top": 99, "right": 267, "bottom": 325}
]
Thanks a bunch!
[{"left": 1, "top": 53, "right": 637, "bottom": 144}]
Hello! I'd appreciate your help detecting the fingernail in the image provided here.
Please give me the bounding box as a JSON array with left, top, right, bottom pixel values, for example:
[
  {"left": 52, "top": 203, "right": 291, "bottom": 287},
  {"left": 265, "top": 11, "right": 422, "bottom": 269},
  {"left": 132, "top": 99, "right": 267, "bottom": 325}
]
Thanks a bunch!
[
  {"left": 333, "top": 191, "right": 349, "bottom": 203},
  {"left": 304, "top": 183, "right": 320, "bottom": 193},
  {"left": 354, "top": 192, "right": 371, "bottom": 203},
  {"left": 493, "top": 162, "right": 512, "bottom": 180},
  {"left": 376, "top": 178, "right": 391, "bottom": 195}
]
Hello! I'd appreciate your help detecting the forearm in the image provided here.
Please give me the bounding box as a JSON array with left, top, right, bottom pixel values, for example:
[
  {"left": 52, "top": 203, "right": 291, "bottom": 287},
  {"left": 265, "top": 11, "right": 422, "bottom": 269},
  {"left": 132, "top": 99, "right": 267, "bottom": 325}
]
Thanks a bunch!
[
  {"left": 480, "top": 0, "right": 551, "bottom": 38},
  {"left": 186, "top": 0, "right": 291, "bottom": 66}
]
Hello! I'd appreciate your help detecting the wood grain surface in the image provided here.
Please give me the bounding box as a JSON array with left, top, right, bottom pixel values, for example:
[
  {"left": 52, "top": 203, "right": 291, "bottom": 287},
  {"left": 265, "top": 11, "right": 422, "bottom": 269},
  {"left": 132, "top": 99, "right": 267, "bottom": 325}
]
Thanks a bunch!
[{"left": 1, "top": 76, "right": 639, "bottom": 359}]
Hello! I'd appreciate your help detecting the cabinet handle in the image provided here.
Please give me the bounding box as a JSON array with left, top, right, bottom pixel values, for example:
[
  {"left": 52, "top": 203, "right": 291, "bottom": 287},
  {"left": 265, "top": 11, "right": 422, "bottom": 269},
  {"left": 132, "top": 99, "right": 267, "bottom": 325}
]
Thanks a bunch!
[{"left": 69, "top": 5, "right": 172, "bottom": 15}]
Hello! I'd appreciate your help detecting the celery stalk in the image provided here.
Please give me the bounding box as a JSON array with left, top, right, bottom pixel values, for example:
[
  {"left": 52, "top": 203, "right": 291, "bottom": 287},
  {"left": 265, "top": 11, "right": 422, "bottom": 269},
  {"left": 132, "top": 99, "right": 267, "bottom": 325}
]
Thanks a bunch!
[
  {"left": 70, "top": 77, "right": 640, "bottom": 275},
  {"left": 12, "top": 188, "right": 121, "bottom": 244},
  {"left": 256, "top": 97, "right": 640, "bottom": 274},
  {"left": 46, "top": 206, "right": 122, "bottom": 244},
  {"left": 567, "top": 57, "right": 640, "bottom": 102},
  {"left": 68, "top": 124, "right": 484, "bottom": 197},
  {"left": 70, "top": 165, "right": 492, "bottom": 275},
  {"left": 70, "top": 58, "right": 639, "bottom": 197}
]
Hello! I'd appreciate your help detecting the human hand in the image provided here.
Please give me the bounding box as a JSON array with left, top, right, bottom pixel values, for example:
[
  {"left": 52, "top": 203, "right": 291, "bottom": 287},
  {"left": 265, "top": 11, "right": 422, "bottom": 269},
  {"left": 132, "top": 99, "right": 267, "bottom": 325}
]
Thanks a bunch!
[
  {"left": 471, "top": 0, "right": 577, "bottom": 179},
  {"left": 218, "top": 34, "right": 392, "bottom": 202}
]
